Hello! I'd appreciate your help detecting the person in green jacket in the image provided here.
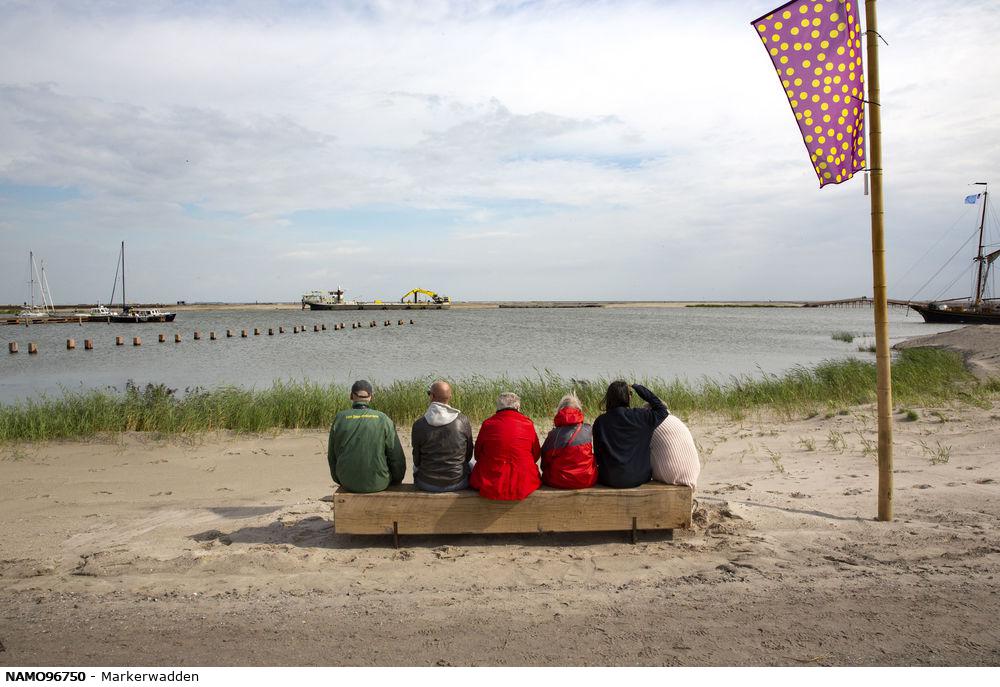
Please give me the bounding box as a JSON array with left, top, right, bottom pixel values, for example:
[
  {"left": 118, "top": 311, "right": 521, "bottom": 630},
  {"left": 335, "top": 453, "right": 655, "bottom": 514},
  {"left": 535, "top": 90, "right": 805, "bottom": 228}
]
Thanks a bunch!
[{"left": 327, "top": 380, "right": 406, "bottom": 493}]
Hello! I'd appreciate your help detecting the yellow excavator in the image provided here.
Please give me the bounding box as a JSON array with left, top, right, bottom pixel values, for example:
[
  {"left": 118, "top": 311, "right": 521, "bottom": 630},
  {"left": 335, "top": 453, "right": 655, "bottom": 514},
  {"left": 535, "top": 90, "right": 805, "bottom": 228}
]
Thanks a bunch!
[{"left": 400, "top": 288, "right": 451, "bottom": 305}]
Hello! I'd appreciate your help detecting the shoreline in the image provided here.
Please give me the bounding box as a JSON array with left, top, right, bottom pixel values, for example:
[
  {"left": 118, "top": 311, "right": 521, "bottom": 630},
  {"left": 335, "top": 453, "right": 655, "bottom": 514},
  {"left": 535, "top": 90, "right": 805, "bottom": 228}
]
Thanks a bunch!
[{"left": 4, "top": 300, "right": 811, "bottom": 314}]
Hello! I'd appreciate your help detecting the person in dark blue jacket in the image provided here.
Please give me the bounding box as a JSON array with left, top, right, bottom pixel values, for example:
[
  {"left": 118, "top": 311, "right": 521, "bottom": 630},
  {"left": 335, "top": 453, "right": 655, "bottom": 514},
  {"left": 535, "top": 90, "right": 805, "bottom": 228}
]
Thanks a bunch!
[{"left": 592, "top": 381, "right": 669, "bottom": 488}]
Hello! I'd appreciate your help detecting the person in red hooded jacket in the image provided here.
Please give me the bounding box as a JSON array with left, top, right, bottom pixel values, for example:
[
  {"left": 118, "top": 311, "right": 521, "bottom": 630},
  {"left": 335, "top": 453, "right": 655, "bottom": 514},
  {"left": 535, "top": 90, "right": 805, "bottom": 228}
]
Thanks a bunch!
[
  {"left": 469, "top": 392, "right": 541, "bottom": 500},
  {"left": 540, "top": 393, "right": 598, "bottom": 489}
]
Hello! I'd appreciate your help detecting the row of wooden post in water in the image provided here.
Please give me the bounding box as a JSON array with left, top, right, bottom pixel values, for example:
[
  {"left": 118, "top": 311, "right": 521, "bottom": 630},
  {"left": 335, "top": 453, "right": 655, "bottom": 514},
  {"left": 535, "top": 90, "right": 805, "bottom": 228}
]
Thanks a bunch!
[{"left": 6, "top": 319, "right": 415, "bottom": 354}]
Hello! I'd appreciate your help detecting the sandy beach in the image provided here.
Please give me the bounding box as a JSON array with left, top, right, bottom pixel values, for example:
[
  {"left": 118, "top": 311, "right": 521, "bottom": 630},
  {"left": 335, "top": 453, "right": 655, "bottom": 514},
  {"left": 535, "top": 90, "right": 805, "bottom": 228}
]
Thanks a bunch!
[{"left": 1, "top": 327, "right": 999, "bottom": 666}]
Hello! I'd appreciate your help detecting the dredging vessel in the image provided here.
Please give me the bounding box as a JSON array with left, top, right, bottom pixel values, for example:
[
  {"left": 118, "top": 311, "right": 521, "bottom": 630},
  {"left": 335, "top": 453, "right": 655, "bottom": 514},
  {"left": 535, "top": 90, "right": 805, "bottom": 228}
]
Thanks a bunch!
[{"left": 302, "top": 287, "right": 451, "bottom": 311}]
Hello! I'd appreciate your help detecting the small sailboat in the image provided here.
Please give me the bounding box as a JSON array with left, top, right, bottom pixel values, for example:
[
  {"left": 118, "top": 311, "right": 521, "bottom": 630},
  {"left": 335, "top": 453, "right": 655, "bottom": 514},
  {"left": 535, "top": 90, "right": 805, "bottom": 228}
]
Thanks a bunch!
[
  {"left": 106, "top": 241, "right": 177, "bottom": 323},
  {"left": 17, "top": 252, "right": 55, "bottom": 320},
  {"left": 909, "top": 183, "right": 1000, "bottom": 324}
]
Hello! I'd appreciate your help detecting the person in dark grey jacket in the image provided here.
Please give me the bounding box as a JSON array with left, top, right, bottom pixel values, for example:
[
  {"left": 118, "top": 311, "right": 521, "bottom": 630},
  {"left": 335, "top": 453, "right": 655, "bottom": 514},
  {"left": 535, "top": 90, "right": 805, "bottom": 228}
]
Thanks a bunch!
[
  {"left": 592, "top": 381, "right": 669, "bottom": 488},
  {"left": 411, "top": 380, "right": 474, "bottom": 492}
]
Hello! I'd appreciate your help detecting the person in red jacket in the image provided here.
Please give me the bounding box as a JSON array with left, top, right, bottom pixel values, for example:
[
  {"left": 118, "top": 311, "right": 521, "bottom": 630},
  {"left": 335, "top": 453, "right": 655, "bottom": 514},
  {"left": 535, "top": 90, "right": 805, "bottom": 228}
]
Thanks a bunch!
[
  {"left": 469, "top": 392, "right": 541, "bottom": 500},
  {"left": 541, "top": 394, "right": 598, "bottom": 489}
]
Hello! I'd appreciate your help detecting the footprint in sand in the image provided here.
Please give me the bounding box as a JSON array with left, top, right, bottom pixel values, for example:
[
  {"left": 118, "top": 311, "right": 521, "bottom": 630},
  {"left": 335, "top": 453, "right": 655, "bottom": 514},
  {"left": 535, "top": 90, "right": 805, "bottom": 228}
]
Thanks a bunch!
[
  {"left": 975, "top": 478, "right": 996, "bottom": 485},
  {"left": 912, "top": 484, "right": 933, "bottom": 489}
]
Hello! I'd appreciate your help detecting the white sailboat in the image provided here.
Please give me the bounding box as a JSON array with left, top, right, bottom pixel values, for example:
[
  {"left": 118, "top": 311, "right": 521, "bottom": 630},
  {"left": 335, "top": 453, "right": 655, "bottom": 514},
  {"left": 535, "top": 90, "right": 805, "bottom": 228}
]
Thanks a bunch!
[{"left": 18, "top": 252, "right": 55, "bottom": 320}]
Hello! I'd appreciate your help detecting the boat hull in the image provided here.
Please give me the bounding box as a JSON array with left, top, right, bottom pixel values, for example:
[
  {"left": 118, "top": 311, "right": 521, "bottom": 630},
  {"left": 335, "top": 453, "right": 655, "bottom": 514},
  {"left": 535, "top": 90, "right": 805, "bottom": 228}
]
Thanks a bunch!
[
  {"left": 306, "top": 303, "right": 449, "bottom": 311},
  {"left": 109, "top": 313, "right": 177, "bottom": 323},
  {"left": 909, "top": 304, "right": 1000, "bottom": 325}
]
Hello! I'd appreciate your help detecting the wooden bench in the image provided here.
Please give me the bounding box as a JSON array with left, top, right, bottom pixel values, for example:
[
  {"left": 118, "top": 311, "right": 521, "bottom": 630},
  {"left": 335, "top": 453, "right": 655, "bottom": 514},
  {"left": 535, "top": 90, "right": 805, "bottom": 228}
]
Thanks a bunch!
[{"left": 332, "top": 483, "right": 693, "bottom": 546}]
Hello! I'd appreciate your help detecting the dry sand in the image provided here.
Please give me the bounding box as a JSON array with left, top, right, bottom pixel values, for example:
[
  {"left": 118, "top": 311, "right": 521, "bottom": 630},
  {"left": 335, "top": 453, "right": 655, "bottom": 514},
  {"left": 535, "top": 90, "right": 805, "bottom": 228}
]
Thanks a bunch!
[{"left": 1, "top": 327, "right": 999, "bottom": 667}]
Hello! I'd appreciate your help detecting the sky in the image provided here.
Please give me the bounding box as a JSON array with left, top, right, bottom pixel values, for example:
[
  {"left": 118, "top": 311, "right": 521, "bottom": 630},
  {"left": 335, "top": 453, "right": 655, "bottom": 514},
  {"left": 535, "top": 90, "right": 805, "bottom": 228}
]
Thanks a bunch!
[{"left": 1, "top": 0, "right": 999, "bottom": 304}]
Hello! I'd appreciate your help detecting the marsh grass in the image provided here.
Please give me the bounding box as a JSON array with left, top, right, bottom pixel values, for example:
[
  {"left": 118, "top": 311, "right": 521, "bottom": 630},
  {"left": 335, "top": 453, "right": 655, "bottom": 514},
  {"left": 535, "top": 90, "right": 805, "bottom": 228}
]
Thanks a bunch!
[
  {"left": 831, "top": 331, "right": 855, "bottom": 343},
  {"left": 0, "top": 348, "right": 992, "bottom": 443}
]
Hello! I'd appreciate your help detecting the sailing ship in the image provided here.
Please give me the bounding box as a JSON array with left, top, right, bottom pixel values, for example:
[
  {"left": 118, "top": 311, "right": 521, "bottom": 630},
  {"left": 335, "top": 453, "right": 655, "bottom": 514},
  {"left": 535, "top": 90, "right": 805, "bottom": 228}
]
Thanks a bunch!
[
  {"left": 106, "top": 241, "right": 177, "bottom": 323},
  {"left": 17, "top": 252, "right": 56, "bottom": 320},
  {"left": 910, "top": 184, "right": 1000, "bottom": 324}
]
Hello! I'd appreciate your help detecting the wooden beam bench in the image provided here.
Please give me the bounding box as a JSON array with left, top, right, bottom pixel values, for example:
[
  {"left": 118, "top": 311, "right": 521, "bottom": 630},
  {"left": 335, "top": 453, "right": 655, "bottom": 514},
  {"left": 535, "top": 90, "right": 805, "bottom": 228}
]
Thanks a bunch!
[{"left": 332, "top": 483, "right": 693, "bottom": 546}]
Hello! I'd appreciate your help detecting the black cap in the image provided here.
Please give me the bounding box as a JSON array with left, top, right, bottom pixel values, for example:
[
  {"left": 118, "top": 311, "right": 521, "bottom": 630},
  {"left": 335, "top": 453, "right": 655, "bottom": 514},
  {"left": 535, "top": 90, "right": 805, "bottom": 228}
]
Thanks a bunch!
[{"left": 350, "top": 380, "right": 373, "bottom": 398}]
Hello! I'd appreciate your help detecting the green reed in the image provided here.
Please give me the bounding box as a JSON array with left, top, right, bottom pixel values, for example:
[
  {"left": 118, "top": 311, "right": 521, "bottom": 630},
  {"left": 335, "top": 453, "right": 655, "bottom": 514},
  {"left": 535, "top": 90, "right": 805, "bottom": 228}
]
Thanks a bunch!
[{"left": 0, "top": 348, "right": 990, "bottom": 442}]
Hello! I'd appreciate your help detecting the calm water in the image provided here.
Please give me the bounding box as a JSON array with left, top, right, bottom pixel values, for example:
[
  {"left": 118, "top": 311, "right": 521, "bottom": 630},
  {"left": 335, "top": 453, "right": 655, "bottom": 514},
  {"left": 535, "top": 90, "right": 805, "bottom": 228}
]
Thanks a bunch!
[{"left": 0, "top": 306, "right": 959, "bottom": 403}]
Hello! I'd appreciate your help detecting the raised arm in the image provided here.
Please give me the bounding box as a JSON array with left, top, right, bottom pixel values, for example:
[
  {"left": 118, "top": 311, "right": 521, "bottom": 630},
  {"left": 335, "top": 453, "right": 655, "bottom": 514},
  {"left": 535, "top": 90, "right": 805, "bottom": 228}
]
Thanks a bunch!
[{"left": 632, "top": 383, "right": 669, "bottom": 426}]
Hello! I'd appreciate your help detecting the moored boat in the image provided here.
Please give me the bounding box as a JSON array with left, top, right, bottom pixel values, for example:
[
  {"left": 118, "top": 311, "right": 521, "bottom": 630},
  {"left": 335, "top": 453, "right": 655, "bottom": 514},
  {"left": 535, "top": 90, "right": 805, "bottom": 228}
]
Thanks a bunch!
[{"left": 910, "top": 183, "right": 1000, "bottom": 325}]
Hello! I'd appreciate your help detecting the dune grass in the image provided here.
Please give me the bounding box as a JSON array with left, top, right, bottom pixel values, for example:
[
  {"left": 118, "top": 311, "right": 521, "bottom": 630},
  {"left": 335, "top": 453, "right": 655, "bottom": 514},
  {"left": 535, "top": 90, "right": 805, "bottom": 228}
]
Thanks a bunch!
[{"left": 0, "top": 348, "right": 992, "bottom": 443}]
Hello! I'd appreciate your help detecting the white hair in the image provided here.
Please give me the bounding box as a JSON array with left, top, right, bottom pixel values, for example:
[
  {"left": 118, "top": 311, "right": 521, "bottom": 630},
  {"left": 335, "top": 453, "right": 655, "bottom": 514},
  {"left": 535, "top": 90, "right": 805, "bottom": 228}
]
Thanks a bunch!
[
  {"left": 556, "top": 393, "right": 582, "bottom": 411},
  {"left": 496, "top": 392, "right": 521, "bottom": 411}
]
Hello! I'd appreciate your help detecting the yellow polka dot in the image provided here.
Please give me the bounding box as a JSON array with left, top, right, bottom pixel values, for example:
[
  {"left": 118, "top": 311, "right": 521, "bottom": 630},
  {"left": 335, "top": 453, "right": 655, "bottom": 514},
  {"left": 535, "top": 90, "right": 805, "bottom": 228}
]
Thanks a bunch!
[
  {"left": 794, "top": 77, "right": 803, "bottom": 86},
  {"left": 775, "top": 22, "right": 783, "bottom": 29},
  {"left": 781, "top": 42, "right": 789, "bottom": 50},
  {"left": 812, "top": 17, "right": 821, "bottom": 27},
  {"left": 824, "top": 76, "right": 832, "bottom": 84},
  {"left": 757, "top": 24, "right": 767, "bottom": 32},
  {"left": 823, "top": 86, "right": 832, "bottom": 94},
  {"left": 780, "top": 56, "right": 789, "bottom": 64},
  {"left": 820, "top": 40, "right": 829, "bottom": 49},
  {"left": 770, "top": 47, "right": 778, "bottom": 55},
  {"left": 838, "top": 63, "right": 846, "bottom": 72},
  {"left": 800, "top": 91, "right": 808, "bottom": 99},
  {"left": 799, "top": 5, "right": 808, "bottom": 13},
  {"left": 814, "top": 67, "right": 823, "bottom": 75},
  {"left": 833, "top": 95, "right": 841, "bottom": 102},
  {"left": 803, "top": 109, "right": 812, "bottom": 117},
  {"left": 814, "top": 125, "right": 822, "bottom": 134},
  {"left": 805, "top": 135, "right": 813, "bottom": 143},
  {"left": 818, "top": 136, "right": 826, "bottom": 144},
  {"left": 833, "top": 75, "right": 842, "bottom": 84},
  {"left": 804, "top": 42, "right": 813, "bottom": 50},
  {"left": 801, "top": 18, "right": 810, "bottom": 27},
  {"left": 783, "top": 79, "right": 790, "bottom": 87},
  {"left": 817, "top": 52, "right": 826, "bottom": 61},
  {"left": 782, "top": 10, "right": 792, "bottom": 19},
  {"left": 830, "top": 29, "right": 839, "bottom": 38},
  {"left": 772, "top": 34, "right": 780, "bottom": 42},
  {"left": 786, "top": 67, "right": 795, "bottom": 75},
  {"left": 796, "top": 112, "right": 803, "bottom": 120},
  {"left": 838, "top": 22, "right": 847, "bottom": 31},
  {"left": 836, "top": 132, "right": 843, "bottom": 140},
  {"left": 823, "top": 114, "right": 831, "bottom": 123},
  {"left": 824, "top": 172, "right": 832, "bottom": 179},
  {"left": 811, "top": 29, "right": 820, "bottom": 38},
  {"left": 805, "top": 117, "right": 813, "bottom": 125},
  {"left": 813, "top": 3, "right": 823, "bottom": 13},
  {"left": 827, "top": 128, "right": 835, "bottom": 136},
  {"left": 842, "top": 142, "right": 850, "bottom": 150},
  {"left": 791, "top": 100, "right": 799, "bottom": 107},
  {"left": 847, "top": 124, "right": 853, "bottom": 133},
  {"left": 830, "top": 12, "right": 840, "bottom": 21},
  {"left": 812, "top": 94, "right": 820, "bottom": 102},
  {"left": 791, "top": 27, "right": 800, "bottom": 36},
  {"left": 786, "top": 89, "right": 794, "bottom": 96},
  {"left": 837, "top": 46, "right": 845, "bottom": 55},
  {"left": 802, "top": 58, "right": 812, "bottom": 68}
]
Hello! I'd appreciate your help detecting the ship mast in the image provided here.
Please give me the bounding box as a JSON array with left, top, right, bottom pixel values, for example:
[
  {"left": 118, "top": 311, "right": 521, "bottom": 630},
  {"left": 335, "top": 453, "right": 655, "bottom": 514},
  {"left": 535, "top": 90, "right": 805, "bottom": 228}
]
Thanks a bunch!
[{"left": 973, "top": 182, "right": 988, "bottom": 307}]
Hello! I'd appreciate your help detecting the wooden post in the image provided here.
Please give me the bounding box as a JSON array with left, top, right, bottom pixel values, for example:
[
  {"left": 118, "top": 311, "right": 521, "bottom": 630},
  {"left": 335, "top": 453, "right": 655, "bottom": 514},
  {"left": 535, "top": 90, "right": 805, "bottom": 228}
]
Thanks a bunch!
[
  {"left": 279, "top": 326, "right": 285, "bottom": 334},
  {"left": 241, "top": 329, "right": 248, "bottom": 338},
  {"left": 174, "top": 334, "right": 181, "bottom": 343},
  {"left": 210, "top": 332, "right": 217, "bottom": 340},
  {"left": 293, "top": 326, "right": 299, "bottom": 334},
  {"left": 194, "top": 331, "right": 201, "bottom": 340},
  {"left": 226, "top": 329, "right": 233, "bottom": 338},
  {"left": 8, "top": 342, "right": 18, "bottom": 354},
  {"left": 254, "top": 328, "right": 260, "bottom": 336},
  {"left": 28, "top": 342, "right": 38, "bottom": 354},
  {"left": 159, "top": 334, "right": 166, "bottom": 343},
  {"left": 321, "top": 324, "right": 326, "bottom": 331},
  {"left": 66, "top": 339, "right": 76, "bottom": 350},
  {"left": 116, "top": 336, "right": 124, "bottom": 346},
  {"left": 134, "top": 336, "right": 142, "bottom": 346},
  {"left": 314, "top": 324, "right": 320, "bottom": 332},
  {"left": 866, "top": 0, "right": 893, "bottom": 521},
  {"left": 268, "top": 328, "right": 274, "bottom": 336},
  {"left": 84, "top": 339, "right": 93, "bottom": 350}
]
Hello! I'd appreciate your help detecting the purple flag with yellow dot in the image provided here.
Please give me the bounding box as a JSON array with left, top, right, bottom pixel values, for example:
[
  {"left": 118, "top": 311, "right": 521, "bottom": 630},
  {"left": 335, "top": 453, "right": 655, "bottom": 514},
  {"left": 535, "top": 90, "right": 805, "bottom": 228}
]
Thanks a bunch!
[{"left": 753, "top": 0, "right": 865, "bottom": 187}]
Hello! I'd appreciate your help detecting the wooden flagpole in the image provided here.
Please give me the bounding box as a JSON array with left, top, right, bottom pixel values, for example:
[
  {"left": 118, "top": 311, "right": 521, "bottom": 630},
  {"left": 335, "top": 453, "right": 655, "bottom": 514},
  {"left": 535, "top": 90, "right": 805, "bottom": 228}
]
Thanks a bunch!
[{"left": 865, "top": 0, "right": 893, "bottom": 521}]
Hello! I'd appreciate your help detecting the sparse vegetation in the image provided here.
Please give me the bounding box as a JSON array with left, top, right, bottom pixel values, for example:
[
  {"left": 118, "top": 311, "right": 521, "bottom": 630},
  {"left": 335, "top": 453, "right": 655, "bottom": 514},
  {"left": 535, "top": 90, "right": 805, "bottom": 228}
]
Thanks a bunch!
[
  {"left": 0, "top": 348, "right": 992, "bottom": 442},
  {"left": 832, "top": 331, "right": 855, "bottom": 343},
  {"left": 918, "top": 439, "right": 952, "bottom": 465},
  {"left": 903, "top": 409, "right": 919, "bottom": 422},
  {"left": 826, "top": 430, "right": 848, "bottom": 453},
  {"left": 797, "top": 436, "right": 816, "bottom": 452},
  {"left": 764, "top": 446, "right": 786, "bottom": 474}
]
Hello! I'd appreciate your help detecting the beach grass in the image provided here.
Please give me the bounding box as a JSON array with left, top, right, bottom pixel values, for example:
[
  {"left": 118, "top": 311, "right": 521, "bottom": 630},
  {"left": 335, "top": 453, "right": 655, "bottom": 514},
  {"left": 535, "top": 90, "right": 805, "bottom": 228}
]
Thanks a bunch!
[
  {"left": 0, "top": 348, "right": 992, "bottom": 443},
  {"left": 831, "top": 330, "right": 855, "bottom": 343}
]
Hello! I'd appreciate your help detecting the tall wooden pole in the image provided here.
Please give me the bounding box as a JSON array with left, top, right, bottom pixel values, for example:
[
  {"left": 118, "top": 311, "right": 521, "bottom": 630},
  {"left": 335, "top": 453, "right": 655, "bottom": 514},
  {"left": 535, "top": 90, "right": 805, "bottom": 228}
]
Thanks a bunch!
[{"left": 865, "top": 0, "right": 893, "bottom": 521}]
